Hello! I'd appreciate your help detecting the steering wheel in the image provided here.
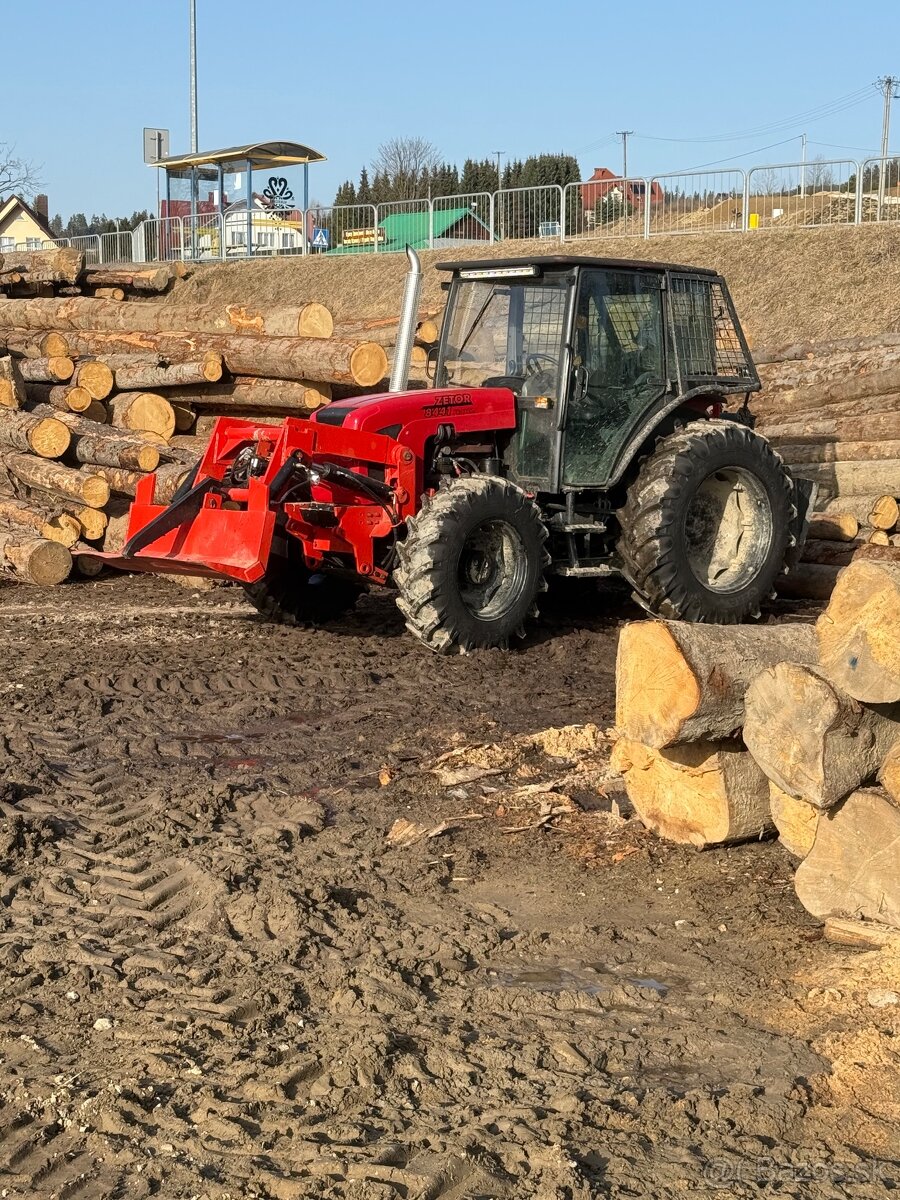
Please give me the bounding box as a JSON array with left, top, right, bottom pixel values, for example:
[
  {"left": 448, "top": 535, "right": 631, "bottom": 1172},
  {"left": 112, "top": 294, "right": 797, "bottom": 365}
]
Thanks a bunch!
[{"left": 525, "top": 353, "right": 558, "bottom": 377}]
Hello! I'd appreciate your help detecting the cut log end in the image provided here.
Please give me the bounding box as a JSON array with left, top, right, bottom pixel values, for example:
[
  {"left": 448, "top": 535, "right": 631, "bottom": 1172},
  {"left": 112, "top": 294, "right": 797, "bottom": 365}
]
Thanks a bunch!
[
  {"left": 297, "top": 302, "right": 334, "bottom": 340},
  {"left": 4, "top": 537, "right": 72, "bottom": 585},
  {"left": 29, "top": 417, "right": 71, "bottom": 459},
  {"left": 48, "top": 356, "right": 75, "bottom": 382},
  {"left": 80, "top": 475, "right": 111, "bottom": 508},
  {"left": 75, "top": 360, "right": 114, "bottom": 400},
  {"left": 349, "top": 342, "right": 389, "bottom": 387},
  {"left": 615, "top": 622, "right": 701, "bottom": 747},
  {"left": 817, "top": 560, "right": 900, "bottom": 703},
  {"left": 769, "top": 783, "right": 820, "bottom": 859}
]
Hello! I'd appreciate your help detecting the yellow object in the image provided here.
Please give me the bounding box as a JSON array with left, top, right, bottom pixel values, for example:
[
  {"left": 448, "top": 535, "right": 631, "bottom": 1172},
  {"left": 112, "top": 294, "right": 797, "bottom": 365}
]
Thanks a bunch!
[{"left": 748, "top": 213, "right": 760, "bottom": 230}]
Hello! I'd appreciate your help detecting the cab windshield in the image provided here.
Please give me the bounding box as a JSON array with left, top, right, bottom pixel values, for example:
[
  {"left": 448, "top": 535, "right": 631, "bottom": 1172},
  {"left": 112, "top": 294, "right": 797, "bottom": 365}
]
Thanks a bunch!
[{"left": 438, "top": 278, "right": 568, "bottom": 399}]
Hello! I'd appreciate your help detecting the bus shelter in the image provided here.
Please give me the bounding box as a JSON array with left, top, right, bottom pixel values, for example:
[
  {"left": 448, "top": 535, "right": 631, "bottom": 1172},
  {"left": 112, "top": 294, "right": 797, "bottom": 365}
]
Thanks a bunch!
[{"left": 155, "top": 140, "right": 326, "bottom": 258}]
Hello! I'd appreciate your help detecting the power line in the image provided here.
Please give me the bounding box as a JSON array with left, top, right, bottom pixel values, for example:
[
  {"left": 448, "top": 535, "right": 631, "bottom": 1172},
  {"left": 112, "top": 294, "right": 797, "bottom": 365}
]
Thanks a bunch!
[
  {"left": 673, "top": 136, "right": 799, "bottom": 174},
  {"left": 633, "top": 86, "right": 873, "bottom": 145}
]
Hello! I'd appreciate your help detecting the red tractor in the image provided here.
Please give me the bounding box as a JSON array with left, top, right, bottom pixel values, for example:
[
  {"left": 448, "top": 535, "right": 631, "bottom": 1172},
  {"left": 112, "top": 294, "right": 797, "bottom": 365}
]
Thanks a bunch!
[{"left": 108, "top": 254, "right": 812, "bottom": 653}]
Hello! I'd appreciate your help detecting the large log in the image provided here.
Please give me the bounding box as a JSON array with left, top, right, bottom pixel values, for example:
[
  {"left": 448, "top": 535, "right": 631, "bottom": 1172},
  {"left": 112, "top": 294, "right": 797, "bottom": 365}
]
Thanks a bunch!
[
  {"left": 0, "top": 296, "right": 334, "bottom": 339},
  {"left": 27, "top": 382, "right": 93, "bottom": 413},
  {"left": 788, "top": 460, "right": 900, "bottom": 498},
  {"left": 52, "top": 330, "right": 387, "bottom": 387},
  {"left": 0, "top": 356, "right": 27, "bottom": 409},
  {"left": 83, "top": 266, "right": 172, "bottom": 293},
  {"left": 67, "top": 429, "right": 159, "bottom": 472},
  {"left": 17, "top": 356, "right": 74, "bottom": 384},
  {"left": 776, "top": 562, "right": 840, "bottom": 602},
  {"left": 0, "top": 247, "right": 82, "bottom": 284},
  {"left": 97, "top": 352, "right": 224, "bottom": 391},
  {"left": 107, "top": 391, "right": 175, "bottom": 439},
  {"left": 193, "top": 412, "right": 285, "bottom": 438},
  {"left": 87, "top": 462, "right": 189, "bottom": 502},
  {"left": 0, "top": 452, "right": 110, "bottom": 507},
  {"left": 0, "top": 524, "right": 72, "bottom": 584},
  {"left": 753, "top": 333, "right": 900, "bottom": 365},
  {"left": 815, "top": 494, "right": 899, "bottom": 531},
  {"left": 615, "top": 620, "right": 817, "bottom": 748},
  {"left": 745, "top": 661, "right": 900, "bottom": 808},
  {"left": 0, "top": 496, "right": 80, "bottom": 547},
  {"left": 762, "top": 411, "right": 900, "bottom": 443},
  {"left": 774, "top": 438, "right": 900, "bottom": 464},
  {"left": 610, "top": 738, "right": 773, "bottom": 847},
  {"left": 768, "top": 783, "right": 820, "bottom": 859},
  {"left": 817, "top": 560, "right": 900, "bottom": 703},
  {"left": 807, "top": 514, "right": 858, "bottom": 541},
  {"left": 793, "top": 787, "right": 900, "bottom": 927},
  {"left": 157, "top": 376, "right": 331, "bottom": 411},
  {"left": 73, "top": 360, "right": 114, "bottom": 400},
  {"left": 0, "top": 409, "right": 70, "bottom": 458},
  {"left": 801, "top": 539, "right": 900, "bottom": 567}
]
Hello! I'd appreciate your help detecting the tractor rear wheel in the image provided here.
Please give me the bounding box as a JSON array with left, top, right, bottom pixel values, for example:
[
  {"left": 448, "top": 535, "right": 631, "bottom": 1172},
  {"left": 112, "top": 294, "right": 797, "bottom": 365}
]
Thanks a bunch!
[
  {"left": 616, "top": 419, "right": 794, "bottom": 623},
  {"left": 242, "top": 530, "right": 361, "bottom": 626},
  {"left": 394, "top": 476, "right": 549, "bottom": 653}
]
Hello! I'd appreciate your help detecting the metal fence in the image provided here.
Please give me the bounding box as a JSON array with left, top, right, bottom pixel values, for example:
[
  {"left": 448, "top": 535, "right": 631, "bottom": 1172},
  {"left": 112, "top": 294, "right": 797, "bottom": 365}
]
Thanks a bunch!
[{"left": 28, "top": 154, "right": 900, "bottom": 269}]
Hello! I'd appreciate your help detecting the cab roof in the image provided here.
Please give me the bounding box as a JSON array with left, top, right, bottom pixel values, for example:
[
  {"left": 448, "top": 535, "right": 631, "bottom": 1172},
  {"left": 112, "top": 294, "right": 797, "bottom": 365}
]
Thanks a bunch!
[{"left": 436, "top": 254, "right": 718, "bottom": 277}]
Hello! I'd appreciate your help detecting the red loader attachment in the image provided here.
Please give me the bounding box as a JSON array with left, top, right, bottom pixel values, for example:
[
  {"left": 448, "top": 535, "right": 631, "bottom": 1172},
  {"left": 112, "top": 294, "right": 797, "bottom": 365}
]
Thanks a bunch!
[{"left": 96, "top": 416, "right": 419, "bottom": 584}]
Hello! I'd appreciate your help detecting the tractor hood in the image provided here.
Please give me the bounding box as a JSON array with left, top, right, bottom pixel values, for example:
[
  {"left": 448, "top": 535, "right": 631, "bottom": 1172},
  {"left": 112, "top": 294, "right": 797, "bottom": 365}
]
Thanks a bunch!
[{"left": 310, "top": 386, "right": 518, "bottom": 465}]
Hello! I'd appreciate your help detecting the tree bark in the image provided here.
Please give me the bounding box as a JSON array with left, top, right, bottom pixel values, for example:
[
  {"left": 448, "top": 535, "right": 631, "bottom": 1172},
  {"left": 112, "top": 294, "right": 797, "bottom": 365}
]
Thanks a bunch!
[
  {"left": 0, "top": 409, "right": 70, "bottom": 458},
  {"left": 73, "top": 360, "right": 114, "bottom": 400},
  {"left": 787, "top": 460, "right": 900, "bottom": 498},
  {"left": 0, "top": 496, "right": 80, "bottom": 546},
  {"left": 773, "top": 438, "right": 900, "bottom": 464},
  {"left": 769, "top": 783, "right": 820, "bottom": 859},
  {"left": 615, "top": 619, "right": 817, "bottom": 748},
  {"left": 801, "top": 539, "right": 900, "bottom": 567},
  {"left": 744, "top": 661, "right": 900, "bottom": 808},
  {"left": 793, "top": 787, "right": 900, "bottom": 927},
  {"left": 776, "top": 562, "right": 840, "bottom": 601},
  {"left": 26, "top": 382, "right": 93, "bottom": 413},
  {"left": 0, "top": 452, "right": 110, "bottom": 507},
  {"left": 808, "top": 514, "right": 858, "bottom": 541},
  {"left": 82, "top": 266, "right": 173, "bottom": 292},
  {"left": 67, "top": 430, "right": 160, "bottom": 472},
  {"left": 0, "top": 524, "right": 72, "bottom": 584},
  {"left": 107, "top": 391, "right": 175, "bottom": 439},
  {"left": 823, "top": 917, "right": 900, "bottom": 950},
  {"left": 95, "top": 352, "right": 224, "bottom": 390},
  {"left": 17, "top": 356, "right": 74, "bottom": 383},
  {"left": 54, "top": 330, "right": 388, "bottom": 387},
  {"left": 815, "top": 494, "right": 899, "bottom": 531},
  {"left": 193, "top": 412, "right": 285, "bottom": 438},
  {"left": 762, "top": 410, "right": 900, "bottom": 443},
  {"left": 0, "top": 296, "right": 334, "bottom": 340},
  {"left": 817, "top": 560, "right": 900, "bottom": 703},
  {"left": 158, "top": 376, "right": 331, "bottom": 410},
  {"left": 610, "top": 738, "right": 773, "bottom": 847},
  {"left": 0, "top": 355, "right": 27, "bottom": 409},
  {"left": 92, "top": 286, "right": 125, "bottom": 301},
  {"left": 0, "top": 248, "right": 82, "bottom": 284},
  {"left": 85, "top": 462, "right": 188, "bottom": 502}
]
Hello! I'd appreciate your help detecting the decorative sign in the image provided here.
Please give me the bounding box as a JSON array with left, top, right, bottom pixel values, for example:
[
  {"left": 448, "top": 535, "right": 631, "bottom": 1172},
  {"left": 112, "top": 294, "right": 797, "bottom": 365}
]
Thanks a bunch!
[{"left": 263, "top": 176, "right": 295, "bottom": 209}]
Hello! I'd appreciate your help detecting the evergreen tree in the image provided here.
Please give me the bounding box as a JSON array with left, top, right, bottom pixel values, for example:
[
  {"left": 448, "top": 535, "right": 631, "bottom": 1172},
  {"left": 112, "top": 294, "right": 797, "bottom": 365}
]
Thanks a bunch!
[{"left": 357, "top": 167, "right": 372, "bottom": 206}]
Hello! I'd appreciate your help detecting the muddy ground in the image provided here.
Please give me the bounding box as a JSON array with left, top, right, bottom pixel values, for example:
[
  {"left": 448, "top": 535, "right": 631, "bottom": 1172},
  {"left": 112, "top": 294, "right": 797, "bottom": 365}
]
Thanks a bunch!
[{"left": 0, "top": 575, "right": 897, "bottom": 1199}]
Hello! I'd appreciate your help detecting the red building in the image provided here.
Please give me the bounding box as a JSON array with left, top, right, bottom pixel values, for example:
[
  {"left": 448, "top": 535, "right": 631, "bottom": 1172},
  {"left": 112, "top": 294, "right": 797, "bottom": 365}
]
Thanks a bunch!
[{"left": 580, "top": 167, "right": 664, "bottom": 212}]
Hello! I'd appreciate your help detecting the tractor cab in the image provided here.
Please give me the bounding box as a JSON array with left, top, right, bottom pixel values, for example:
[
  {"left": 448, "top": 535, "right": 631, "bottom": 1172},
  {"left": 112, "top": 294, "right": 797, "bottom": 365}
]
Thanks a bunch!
[{"left": 433, "top": 256, "right": 759, "bottom": 495}]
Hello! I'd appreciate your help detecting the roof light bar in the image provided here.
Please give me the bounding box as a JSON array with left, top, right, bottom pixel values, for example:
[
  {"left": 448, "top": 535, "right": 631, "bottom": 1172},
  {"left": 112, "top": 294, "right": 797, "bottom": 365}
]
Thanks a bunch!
[{"left": 457, "top": 265, "right": 540, "bottom": 280}]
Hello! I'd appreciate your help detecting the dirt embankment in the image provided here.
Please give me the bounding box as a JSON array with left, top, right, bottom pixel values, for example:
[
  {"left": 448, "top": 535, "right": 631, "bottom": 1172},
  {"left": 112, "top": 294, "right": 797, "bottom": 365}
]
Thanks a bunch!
[{"left": 174, "top": 224, "right": 900, "bottom": 348}]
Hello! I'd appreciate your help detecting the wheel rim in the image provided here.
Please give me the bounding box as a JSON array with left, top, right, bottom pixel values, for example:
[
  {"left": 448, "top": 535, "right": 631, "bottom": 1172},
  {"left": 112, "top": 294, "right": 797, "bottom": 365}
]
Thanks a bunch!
[
  {"left": 457, "top": 519, "right": 527, "bottom": 620},
  {"left": 683, "top": 467, "right": 773, "bottom": 593}
]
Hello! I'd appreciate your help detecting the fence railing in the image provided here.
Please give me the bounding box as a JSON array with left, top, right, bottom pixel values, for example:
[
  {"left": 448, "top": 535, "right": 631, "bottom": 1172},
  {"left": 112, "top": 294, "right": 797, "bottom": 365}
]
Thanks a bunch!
[{"left": 34, "top": 155, "right": 900, "bottom": 268}]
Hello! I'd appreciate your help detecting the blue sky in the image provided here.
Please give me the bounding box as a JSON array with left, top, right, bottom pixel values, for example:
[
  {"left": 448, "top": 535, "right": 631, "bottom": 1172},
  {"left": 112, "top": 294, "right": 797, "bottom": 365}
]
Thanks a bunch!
[{"left": 4, "top": 0, "right": 899, "bottom": 218}]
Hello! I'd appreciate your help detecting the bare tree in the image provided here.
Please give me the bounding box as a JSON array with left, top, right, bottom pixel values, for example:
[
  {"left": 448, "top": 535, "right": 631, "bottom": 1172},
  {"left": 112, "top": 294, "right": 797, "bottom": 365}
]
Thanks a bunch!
[
  {"left": 806, "top": 155, "right": 835, "bottom": 194},
  {"left": 0, "top": 144, "right": 41, "bottom": 198},
  {"left": 372, "top": 137, "right": 441, "bottom": 200}
]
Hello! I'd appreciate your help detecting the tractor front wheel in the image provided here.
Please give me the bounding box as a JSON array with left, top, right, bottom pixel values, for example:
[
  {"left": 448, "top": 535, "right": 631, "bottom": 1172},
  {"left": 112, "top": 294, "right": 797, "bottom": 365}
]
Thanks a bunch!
[
  {"left": 242, "top": 531, "right": 361, "bottom": 626},
  {"left": 394, "top": 476, "right": 549, "bottom": 653},
  {"left": 616, "top": 419, "right": 794, "bottom": 623}
]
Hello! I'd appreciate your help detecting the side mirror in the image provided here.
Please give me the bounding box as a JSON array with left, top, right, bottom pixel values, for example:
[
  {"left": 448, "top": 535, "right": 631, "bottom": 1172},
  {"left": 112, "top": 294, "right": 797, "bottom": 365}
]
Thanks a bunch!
[{"left": 426, "top": 345, "right": 439, "bottom": 382}]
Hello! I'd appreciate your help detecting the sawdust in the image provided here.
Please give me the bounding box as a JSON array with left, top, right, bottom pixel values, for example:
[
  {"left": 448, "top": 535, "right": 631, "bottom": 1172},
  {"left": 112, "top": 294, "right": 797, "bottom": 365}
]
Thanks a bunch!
[{"left": 173, "top": 224, "right": 900, "bottom": 348}]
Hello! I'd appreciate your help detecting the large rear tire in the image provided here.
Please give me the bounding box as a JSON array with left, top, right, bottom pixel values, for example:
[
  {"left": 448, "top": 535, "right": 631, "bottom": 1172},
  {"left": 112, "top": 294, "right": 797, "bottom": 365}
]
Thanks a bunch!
[
  {"left": 616, "top": 419, "right": 794, "bottom": 623},
  {"left": 242, "top": 531, "right": 361, "bottom": 626},
  {"left": 394, "top": 476, "right": 549, "bottom": 653}
]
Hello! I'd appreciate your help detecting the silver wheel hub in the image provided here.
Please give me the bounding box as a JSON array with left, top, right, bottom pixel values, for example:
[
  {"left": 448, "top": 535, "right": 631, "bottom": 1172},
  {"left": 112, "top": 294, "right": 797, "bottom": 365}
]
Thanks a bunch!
[{"left": 684, "top": 467, "right": 773, "bottom": 593}]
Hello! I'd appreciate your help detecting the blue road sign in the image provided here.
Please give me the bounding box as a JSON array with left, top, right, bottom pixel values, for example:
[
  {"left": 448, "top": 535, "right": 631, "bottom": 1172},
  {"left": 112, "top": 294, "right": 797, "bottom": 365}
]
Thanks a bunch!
[{"left": 311, "top": 228, "right": 330, "bottom": 249}]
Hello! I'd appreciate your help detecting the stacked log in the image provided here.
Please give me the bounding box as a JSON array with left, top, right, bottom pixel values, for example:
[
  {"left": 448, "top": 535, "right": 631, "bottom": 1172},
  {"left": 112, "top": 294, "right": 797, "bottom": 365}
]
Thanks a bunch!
[
  {"left": 614, "top": 576, "right": 900, "bottom": 932},
  {"left": 750, "top": 335, "right": 900, "bottom": 604}
]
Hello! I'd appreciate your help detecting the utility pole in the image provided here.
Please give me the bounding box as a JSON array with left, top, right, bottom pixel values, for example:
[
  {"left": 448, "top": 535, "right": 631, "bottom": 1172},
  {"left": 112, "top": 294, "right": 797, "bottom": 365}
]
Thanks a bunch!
[
  {"left": 189, "top": 0, "right": 199, "bottom": 153},
  {"left": 493, "top": 150, "right": 505, "bottom": 188},
  {"left": 876, "top": 76, "right": 899, "bottom": 217},
  {"left": 616, "top": 131, "right": 634, "bottom": 180},
  {"left": 800, "top": 132, "right": 807, "bottom": 199}
]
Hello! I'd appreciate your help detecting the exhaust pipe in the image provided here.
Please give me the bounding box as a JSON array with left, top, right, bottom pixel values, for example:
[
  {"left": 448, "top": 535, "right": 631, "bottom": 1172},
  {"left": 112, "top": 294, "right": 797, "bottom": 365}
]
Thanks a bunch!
[{"left": 389, "top": 245, "right": 423, "bottom": 393}]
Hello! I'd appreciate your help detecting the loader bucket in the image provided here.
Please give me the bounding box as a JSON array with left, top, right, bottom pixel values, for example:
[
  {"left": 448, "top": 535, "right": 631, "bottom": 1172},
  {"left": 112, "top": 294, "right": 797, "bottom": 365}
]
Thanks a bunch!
[{"left": 88, "top": 474, "right": 277, "bottom": 583}]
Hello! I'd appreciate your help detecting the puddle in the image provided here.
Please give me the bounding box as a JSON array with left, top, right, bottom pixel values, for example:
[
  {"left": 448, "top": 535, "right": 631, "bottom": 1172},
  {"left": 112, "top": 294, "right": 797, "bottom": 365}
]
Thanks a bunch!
[{"left": 485, "top": 960, "right": 674, "bottom": 997}]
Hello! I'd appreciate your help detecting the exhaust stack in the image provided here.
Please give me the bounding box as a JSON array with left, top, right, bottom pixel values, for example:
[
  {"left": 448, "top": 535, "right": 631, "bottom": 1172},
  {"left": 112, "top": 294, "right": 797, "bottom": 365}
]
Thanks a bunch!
[{"left": 389, "top": 245, "right": 423, "bottom": 393}]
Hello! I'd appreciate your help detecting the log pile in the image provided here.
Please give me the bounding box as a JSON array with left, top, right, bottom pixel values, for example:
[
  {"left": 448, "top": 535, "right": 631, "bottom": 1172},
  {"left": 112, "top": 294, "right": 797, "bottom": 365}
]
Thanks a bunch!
[
  {"left": 752, "top": 333, "right": 900, "bottom": 603},
  {"left": 614, "top": 563, "right": 900, "bottom": 933},
  {"left": 0, "top": 258, "right": 441, "bottom": 586}
]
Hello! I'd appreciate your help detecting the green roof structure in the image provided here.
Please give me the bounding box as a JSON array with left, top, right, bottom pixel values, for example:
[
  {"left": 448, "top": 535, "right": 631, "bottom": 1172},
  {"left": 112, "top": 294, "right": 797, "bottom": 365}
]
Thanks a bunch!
[{"left": 326, "top": 206, "right": 492, "bottom": 254}]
